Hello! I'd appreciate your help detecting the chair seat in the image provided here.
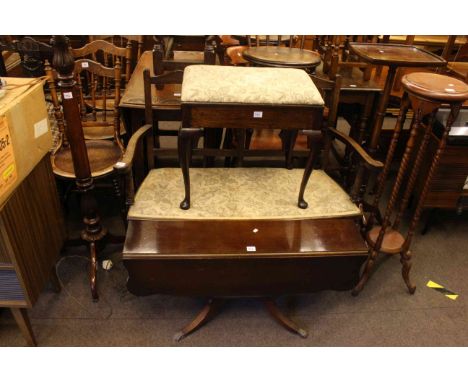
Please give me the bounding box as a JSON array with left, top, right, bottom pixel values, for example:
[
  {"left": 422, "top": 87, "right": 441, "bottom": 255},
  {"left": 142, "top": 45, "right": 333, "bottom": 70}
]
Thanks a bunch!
[
  {"left": 181, "top": 65, "right": 324, "bottom": 105},
  {"left": 51, "top": 140, "right": 122, "bottom": 179},
  {"left": 128, "top": 168, "right": 361, "bottom": 221}
]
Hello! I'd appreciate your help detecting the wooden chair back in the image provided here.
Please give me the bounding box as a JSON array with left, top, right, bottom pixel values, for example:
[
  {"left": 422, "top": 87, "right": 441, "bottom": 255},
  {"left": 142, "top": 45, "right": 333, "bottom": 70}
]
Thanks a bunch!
[
  {"left": 310, "top": 74, "right": 342, "bottom": 130},
  {"left": 143, "top": 68, "right": 184, "bottom": 127},
  {"left": 74, "top": 58, "right": 124, "bottom": 149},
  {"left": 90, "top": 35, "right": 143, "bottom": 70},
  {"left": 309, "top": 72, "right": 380, "bottom": 203},
  {"left": 45, "top": 57, "right": 124, "bottom": 151},
  {"left": 72, "top": 39, "right": 132, "bottom": 84},
  {"left": 315, "top": 37, "right": 373, "bottom": 81},
  {"left": 142, "top": 67, "right": 184, "bottom": 154},
  {"left": 152, "top": 38, "right": 217, "bottom": 76}
]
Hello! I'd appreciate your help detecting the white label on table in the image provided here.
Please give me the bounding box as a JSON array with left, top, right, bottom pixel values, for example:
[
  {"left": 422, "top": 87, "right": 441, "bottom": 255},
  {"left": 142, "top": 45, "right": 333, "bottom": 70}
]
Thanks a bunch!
[
  {"left": 81, "top": 61, "right": 89, "bottom": 68},
  {"left": 174, "top": 92, "right": 181, "bottom": 97},
  {"left": 246, "top": 246, "right": 256, "bottom": 252},
  {"left": 34, "top": 118, "right": 49, "bottom": 138},
  {"left": 253, "top": 111, "right": 263, "bottom": 118},
  {"left": 349, "top": 84, "right": 357, "bottom": 88},
  {"left": 63, "top": 92, "right": 73, "bottom": 99}
]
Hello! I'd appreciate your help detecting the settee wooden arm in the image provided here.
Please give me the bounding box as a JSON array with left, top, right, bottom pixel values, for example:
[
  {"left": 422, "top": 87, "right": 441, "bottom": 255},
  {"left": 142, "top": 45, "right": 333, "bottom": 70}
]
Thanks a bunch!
[
  {"left": 114, "top": 124, "right": 153, "bottom": 174},
  {"left": 327, "top": 127, "right": 383, "bottom": 170}
]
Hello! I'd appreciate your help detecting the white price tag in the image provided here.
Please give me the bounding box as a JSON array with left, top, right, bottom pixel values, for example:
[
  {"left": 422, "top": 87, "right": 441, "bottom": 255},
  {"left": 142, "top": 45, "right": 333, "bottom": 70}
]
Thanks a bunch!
[
  {"left": 34, "top": 118, "right": 49, "bottom": 138},
  {"left": 246, "top": 246, "right": 256, "bottom": 252},
  {"left": 253, "top": 111, "right": 263, "bottom": 118},
  {"left": 63, "top": 92, "right": 73, "bottom": 99},
  {"left": 81, "top": 61, "right": 89, "bottom": 68},
  {"left": 174, "top": 92, "right": 181, "bottom": 97}
]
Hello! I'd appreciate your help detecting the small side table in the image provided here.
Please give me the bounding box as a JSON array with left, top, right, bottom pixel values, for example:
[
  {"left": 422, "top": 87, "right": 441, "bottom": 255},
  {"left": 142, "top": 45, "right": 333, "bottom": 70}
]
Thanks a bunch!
[
  {"left": 349, "top": 43, "right": 447, "bottom": 153},
  {"left": 352, "top": 72, "right": 468, "bottom": 295}
]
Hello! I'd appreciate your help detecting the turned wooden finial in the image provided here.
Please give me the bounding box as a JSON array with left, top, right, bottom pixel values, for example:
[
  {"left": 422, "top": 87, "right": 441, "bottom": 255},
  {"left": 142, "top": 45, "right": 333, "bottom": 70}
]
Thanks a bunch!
[{"left": 51, "top": 36, "right": 75, "bottom": 84}]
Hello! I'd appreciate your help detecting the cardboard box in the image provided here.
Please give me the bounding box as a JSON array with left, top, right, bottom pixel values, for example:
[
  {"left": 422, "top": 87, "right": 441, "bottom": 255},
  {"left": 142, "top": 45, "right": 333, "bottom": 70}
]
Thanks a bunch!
[{"left": 0, "top": 77, "right": 52, "bottom": 207}]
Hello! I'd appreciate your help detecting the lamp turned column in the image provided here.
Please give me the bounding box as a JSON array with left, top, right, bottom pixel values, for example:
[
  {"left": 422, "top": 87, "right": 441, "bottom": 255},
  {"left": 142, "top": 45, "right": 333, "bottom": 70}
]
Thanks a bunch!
[
  {"left": 51, "top": 35, "right": 107, "bottom": 301},
  {"left": 353, "top": 72, "right": 468, "bottom": 296}
]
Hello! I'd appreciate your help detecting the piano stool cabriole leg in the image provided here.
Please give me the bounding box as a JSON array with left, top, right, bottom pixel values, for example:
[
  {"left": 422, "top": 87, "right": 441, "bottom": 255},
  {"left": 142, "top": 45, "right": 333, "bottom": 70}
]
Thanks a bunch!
[{"left": 178, "top": 127, "right": 203, "bottom": 210}]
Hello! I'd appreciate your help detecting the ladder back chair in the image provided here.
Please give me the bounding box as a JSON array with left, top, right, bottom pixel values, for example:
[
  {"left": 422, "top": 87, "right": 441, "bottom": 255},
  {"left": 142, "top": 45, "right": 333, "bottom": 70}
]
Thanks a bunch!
[
  {"left": 145, "top": 44, "right": 219, "bottom": 165},
  {"left": 48, "top": 53, "right": 128, "bottom": 141},
  {"left": 46, "top": 57, "right": 132, "bottom": 221},
  {"left": 71, "top": 39, "right": 133, "bottom": 130}
]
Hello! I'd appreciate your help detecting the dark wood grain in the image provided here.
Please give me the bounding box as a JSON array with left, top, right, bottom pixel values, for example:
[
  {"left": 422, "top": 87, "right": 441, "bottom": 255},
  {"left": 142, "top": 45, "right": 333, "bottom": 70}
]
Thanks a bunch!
[
  {"left": 124, "top": 218, "right": 368, "bottom": 259},
  {"left": 185, "top": 104, "right": 322, "bottom": 130},
  {"left": 349, "top": 43, "right": 447, "bottom": 67},
  {"left": 123, "top": 218, "right": 367, "bottom": 297}
]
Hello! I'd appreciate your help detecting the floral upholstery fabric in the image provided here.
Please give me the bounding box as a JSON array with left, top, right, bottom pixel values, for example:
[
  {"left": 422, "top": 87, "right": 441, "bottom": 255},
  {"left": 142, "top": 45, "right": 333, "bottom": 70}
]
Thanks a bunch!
[
  {"left": 181, "top": 65, "right": 324, "bottom": 105},
  {"left": 128, "top": 168, "right": 360, "bottom": 221}
]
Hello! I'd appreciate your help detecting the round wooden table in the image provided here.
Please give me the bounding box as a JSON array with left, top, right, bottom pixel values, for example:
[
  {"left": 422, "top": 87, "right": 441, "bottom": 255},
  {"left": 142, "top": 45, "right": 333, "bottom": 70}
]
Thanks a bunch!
[{"left": 243, "top": 46, "right": 321, "bottom": 69}]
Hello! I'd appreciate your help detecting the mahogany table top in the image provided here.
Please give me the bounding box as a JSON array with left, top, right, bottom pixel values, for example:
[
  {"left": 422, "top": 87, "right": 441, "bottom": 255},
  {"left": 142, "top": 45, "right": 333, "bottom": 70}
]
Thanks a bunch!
[{"left": 349, "top": 43, "right": 447, "bottom": 67}]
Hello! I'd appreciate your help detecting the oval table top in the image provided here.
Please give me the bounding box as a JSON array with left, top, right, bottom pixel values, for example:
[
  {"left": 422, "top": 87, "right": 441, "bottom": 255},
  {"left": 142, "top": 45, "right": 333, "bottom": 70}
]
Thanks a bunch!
[{"left": 243, "top": 46, "right": 321, "bottom": 69}]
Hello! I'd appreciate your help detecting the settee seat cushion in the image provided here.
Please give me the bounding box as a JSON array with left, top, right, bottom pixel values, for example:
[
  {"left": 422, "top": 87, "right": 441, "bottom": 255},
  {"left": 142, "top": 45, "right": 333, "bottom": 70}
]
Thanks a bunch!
[{"left": 128, "top": 168, "right": 360, "bottom": 221}]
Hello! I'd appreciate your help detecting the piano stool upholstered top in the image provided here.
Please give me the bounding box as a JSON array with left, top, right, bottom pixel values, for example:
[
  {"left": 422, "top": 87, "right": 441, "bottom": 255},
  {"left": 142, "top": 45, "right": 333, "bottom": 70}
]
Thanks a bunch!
[
  {"left": 128, "top": 168, "right": 361, "bottom": 221},
  {"left": 181, "top": 65, "right": 324, "bottom": 105}
]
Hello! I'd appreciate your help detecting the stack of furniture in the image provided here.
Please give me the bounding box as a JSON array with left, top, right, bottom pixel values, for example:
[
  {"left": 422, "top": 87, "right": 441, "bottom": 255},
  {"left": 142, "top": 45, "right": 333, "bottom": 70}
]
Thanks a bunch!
[{"left": 118, "top": 64, "right": 383, "bottom": 340}]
